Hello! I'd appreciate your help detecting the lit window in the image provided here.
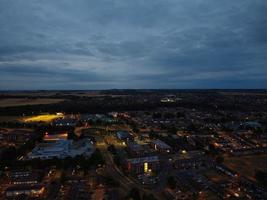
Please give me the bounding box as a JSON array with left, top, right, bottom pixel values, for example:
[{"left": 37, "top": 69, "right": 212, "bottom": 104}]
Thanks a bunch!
[{"left": 144, "top": 162, "right": 148, "bottom": 173}]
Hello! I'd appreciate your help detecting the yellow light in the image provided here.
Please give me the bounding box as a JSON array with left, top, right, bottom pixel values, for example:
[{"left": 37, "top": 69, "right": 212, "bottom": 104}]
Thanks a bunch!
[
  {"left": 214, "top": 142, "right": 220, "bottom": 147},
  {"left": 144, "top": 162, "right": 148, "bottom": 173},
  {"left": 23, "top": 114, "right": 63, "bottom": 123},
  {"left": 234, "top": 193, "right": 239, "bottom": 197}
]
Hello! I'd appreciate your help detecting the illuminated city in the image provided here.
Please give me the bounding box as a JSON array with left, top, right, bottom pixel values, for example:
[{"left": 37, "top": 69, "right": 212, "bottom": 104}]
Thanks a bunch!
[{"left": 1, "top": 90, "right": 267, "bottom": 199}]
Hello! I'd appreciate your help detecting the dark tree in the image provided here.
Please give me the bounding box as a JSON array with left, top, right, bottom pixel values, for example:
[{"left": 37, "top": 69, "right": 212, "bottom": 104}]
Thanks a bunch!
[
  {"left": 107, "top": 145, "right": 117, "bottom": 154},
  {"left": 167, "top": 176, "right": 177, "bottom": 190},
  {"left": 142, "top": 193, "right": 156, "bottom": 200},
  {"left": 255, "top": 170, "right": 267, "bottom": 186},
  {"left": 215, "top": 155, "right": 224, "bottom": 164},
  {"left": 126, "top": 187, "right": 141, "bottom": 200}
]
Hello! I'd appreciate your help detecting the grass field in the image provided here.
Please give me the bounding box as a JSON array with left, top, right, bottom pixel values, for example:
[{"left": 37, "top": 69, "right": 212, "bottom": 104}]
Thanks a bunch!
[
  {"left": 0, "top": 98, "right": 64, "bottom": 107},
  {"left": 224, "top": 154, "right": 267, "bottom": 180},
  {"left": 22, "top": 113, "right": 63, "bottom": 123},
  {"left": 0, "top": 116, "right": 22, "bottom": 122}
]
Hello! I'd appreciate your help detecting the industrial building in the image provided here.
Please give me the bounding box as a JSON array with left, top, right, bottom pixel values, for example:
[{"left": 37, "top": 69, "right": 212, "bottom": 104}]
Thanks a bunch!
[
  {"left": 5, "top": 184, "right": 45, "bottom": 199},
  {"left": 27, "top": 139, "right": 94, "bottom": 160}
]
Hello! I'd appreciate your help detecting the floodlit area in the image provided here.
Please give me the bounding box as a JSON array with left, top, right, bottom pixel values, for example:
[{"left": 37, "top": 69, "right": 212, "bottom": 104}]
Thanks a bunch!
[{"left": 22, "top": 113, "right": 64, "bottom": 123}]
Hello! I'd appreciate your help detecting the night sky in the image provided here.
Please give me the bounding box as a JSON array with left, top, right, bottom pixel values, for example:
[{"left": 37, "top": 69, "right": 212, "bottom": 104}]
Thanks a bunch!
[{"left": 0, "top": 0, "right": 267, "bottom": 90}]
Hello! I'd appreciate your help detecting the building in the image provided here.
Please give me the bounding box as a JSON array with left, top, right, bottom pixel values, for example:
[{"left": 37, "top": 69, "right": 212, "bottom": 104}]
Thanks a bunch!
[
  {"left": 242, "top": 121, "right": 262, "bottom": 129},
  {"left": 174, "top": 151, "right": 214, "bottom": 170},
  {"left": 0, "top": 129, "right": 33, "bottom": 146},
  {"left": 151, "top": 139, "right": 171, "bottom": 153},
  {"left": 127, "top": 142, "right": 145, "bottom": 156},
  {"left": 43, "top": 132, "right": 68, "bottom": 141},
  {"left": 53, "top": 118, "right": 76, "bottom": 127},
  {"left": 116, "top": 131, "right": 134, "bottom": 142},
  {"left": 126, "top": 156, "right": 160, "bottom": 174},
  {"left": 5, "top": 184, "right": 45, "bottom": 199},
  {"left": 174, "top": 155, "right": 214, "bottom": 170},
  {"left": 9, "top": 170, "right": 41, "bottom": 185},
  {"left": 139, "top": 133, "right": 150, "bottom": 141},
  {"left": 27, "top": 139, "right": 94, "bottom": 160},
  {"left": 81, "top": 114, "right": 117, "bottom": 124}
]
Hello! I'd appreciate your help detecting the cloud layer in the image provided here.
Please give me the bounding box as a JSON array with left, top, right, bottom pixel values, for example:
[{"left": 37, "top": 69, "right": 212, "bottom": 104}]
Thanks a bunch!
[{"left": 0, "top": 0, "right": 267, "bottom": 89}]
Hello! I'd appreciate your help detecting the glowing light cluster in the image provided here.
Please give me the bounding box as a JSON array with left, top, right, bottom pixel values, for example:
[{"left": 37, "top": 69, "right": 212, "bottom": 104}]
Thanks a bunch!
[{"left": 22, "top": 113, "right": 63, "bottom": 123}]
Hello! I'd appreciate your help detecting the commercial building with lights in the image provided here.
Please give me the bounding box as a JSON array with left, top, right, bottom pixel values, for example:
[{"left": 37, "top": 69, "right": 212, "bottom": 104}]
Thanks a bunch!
[
  {"left": 126, "top": 156, "right": 160, "bottom": 175},
  {"left": 27, "top": 139, "right": 94, "bottom": 160}
]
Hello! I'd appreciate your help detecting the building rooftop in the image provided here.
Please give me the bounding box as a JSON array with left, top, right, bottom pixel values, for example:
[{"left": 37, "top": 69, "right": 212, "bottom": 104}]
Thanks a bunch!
[
  {"left": 27, "top": 139, "right": 94, "bottom": 159},
  {"left": 127, "top": 142, "right": 144, "bottom": 152},
  {"left": 127, "top": 156, "right": 159, "bottom": 164},
  {"left": 151, "top": 139, "right": 171, "bottom": 149},
  {"left": 116, "top": 131, "right": 133, "bottom": 139}
]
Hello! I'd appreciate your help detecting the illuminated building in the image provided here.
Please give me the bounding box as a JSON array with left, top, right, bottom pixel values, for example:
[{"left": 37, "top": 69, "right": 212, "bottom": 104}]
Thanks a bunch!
[
  {"left": 126, "top": 156, "right": 160, "bottom": 174},
  {"left": 53, "top": 118, "right": 76, "bottom": 127},
  {"left": 9, "top": 170, "right": 40, "bottom": 185},
  {"left": 5, "top": 184, "right": 45, "bottom": 198},
  {"left": 27, "top": 139, "right": 94, "bottom": 160}
]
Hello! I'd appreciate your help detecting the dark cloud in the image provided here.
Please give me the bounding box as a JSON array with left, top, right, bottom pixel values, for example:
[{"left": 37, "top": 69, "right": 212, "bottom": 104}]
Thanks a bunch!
[{"left": 0, "top": 0, "right": 267, "bottom": 89}]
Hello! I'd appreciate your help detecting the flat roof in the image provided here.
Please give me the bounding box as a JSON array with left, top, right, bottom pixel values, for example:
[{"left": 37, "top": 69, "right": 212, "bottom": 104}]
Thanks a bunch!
[
  {"left": 127, "top": 156, "right": 159, "bottom": 164},
  {"left": 152, "top": 139, "right": 171, "bottom": 149},
  {"left": 117, "top": 131, "right": 132, "bottom": 138}
]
